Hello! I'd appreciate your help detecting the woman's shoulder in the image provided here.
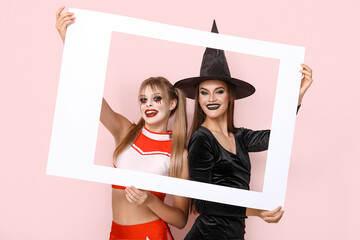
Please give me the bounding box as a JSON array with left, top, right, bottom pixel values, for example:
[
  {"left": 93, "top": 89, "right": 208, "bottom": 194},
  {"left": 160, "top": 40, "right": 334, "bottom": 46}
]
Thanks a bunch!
[
  {"left": 233, "top": 127, "right": 258, "bottom": 140},
  {"left": 234, "top": 127, "right": 270, "bottom": 135},
  {"left": 188, "top": 127, "right": 215, "bottom": 152},
  {"left": 233, "top": 127, "right": 249, "bottom": 136},
  {"left": 189, "top": 126, "right": 214, "bottom": 145},
  {"left": 190, "top": 126, "right": 214, "bottom": 139}
]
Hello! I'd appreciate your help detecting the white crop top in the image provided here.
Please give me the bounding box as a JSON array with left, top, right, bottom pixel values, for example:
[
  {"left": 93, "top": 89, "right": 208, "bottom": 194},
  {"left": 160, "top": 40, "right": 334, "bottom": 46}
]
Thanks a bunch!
[{"left": 114, "top": 127, "right": 172, "bottom": 176}]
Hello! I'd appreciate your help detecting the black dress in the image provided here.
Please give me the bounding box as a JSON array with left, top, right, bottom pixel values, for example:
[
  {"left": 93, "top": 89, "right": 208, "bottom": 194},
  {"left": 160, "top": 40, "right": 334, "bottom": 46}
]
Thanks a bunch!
[{"left": 185, "top": 126, "right": 270, "bottom": 240}]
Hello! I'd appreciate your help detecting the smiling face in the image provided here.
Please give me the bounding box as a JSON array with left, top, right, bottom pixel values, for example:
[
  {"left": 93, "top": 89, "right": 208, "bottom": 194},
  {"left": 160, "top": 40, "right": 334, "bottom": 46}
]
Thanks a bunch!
[
  {"left": 198, "top": 80, "right": 230, "bottom": 121},
  {"left": 139, "top": 85, "right": 176, "bottom": 131}
]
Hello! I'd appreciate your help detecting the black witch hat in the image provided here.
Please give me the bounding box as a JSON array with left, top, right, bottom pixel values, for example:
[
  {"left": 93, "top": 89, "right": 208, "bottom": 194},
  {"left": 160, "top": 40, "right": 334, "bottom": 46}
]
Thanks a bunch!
[{"left": 174, "top": 20, "right": 255, "bottom": 99}]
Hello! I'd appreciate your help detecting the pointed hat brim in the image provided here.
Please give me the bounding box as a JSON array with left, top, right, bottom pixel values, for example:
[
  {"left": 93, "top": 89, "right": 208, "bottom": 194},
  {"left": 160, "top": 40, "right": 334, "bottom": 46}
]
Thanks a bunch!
[{"left": 174, "top": 76, "right": 255, "bottom": 100}]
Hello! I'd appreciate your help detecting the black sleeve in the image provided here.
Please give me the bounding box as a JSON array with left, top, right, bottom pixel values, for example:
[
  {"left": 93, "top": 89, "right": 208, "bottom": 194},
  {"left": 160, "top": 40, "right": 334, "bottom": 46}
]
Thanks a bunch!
[
  {"left": 239, "top": 104, "right": 300, "bottom": 152},
  {"left": 188, "top": 132, "right": 247, "bottom": 217},
  {"left": 240, "top": 128, "right": 271, "bottom": 152}
]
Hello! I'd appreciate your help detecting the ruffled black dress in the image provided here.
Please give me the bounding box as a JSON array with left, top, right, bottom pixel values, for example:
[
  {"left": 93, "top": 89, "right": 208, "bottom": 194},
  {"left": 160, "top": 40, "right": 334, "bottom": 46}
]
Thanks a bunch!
[{"left": 185, "top": 126, "right": 270, "bottom": 240}]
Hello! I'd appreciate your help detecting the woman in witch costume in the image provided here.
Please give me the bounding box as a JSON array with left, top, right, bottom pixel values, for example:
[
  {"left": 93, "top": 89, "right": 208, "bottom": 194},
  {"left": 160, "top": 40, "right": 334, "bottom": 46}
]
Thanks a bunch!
[
  {"left": 55, "top": 7, "right": 189, "bottom": 240},
  {"left": 175, "top": 21, "right": 313, "bottom": 239}
]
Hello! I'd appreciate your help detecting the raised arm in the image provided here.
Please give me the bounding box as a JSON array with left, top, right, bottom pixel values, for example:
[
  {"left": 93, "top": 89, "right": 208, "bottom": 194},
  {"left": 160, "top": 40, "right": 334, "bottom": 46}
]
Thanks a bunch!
[
  {"left": 55, "top": 7, "right": 132, "bottom": 144},
  {"left": 100, "top": 98, "right": 133, "bottom": 145},
  {"left": 124, "top": 150, "right": 189, "bottom": 229}
]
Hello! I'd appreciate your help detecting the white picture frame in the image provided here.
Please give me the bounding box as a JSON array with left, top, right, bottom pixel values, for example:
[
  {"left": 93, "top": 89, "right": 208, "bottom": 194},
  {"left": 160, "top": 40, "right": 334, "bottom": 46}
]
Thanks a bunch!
[{"left": 47, "top": 8, "right": 305, "bottom": 210}]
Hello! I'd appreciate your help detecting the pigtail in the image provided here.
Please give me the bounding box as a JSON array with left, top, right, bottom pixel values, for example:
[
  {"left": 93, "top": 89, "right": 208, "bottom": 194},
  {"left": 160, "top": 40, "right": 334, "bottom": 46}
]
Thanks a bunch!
[{"left": 169, "top": 88, "right": 187, "bottom": 178}]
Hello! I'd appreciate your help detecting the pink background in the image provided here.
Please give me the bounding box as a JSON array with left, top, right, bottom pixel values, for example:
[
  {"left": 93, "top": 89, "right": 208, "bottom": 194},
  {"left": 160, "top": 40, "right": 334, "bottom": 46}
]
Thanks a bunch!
[{"left": 1, "top": 0, "right": 359, "bottom": 239}]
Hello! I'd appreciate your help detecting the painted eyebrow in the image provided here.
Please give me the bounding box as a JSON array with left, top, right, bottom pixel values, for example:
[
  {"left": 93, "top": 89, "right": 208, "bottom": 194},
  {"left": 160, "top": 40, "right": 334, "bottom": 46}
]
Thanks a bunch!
[
  {"left": 139, "top": 93, "right": 162, "bottom": 97},
  {"left": 200, "top": 87, "right": 225, "bottom": 91}
]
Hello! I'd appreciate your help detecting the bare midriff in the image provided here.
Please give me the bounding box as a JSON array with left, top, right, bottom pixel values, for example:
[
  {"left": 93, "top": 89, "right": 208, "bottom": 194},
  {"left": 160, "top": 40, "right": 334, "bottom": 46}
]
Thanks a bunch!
[{"left": 112, "top": 188, "right": 160, "bottom": 225}]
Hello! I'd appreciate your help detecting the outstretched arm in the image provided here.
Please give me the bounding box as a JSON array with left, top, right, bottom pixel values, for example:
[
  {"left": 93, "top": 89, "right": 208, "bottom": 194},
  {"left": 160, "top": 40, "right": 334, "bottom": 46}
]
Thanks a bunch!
[
  {"left": 124, "top": 150, "right": 189, "bottom": 229},
  {"left": 243, "top": 65, "right": 312, "bottom": 223},
  {"left": 55, "top": 7, "right": 132, "bottom": 144},
  {"left": 100, "top": 98, "right": 133, "bottom": 145},
  {"left": 244, "top": 65, "right": 313, "bottom": 223}
]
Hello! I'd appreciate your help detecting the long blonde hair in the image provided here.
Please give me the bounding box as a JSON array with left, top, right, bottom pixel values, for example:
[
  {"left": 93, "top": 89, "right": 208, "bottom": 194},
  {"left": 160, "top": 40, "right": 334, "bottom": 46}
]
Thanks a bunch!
[{"left": 113, "top": 77, "right": 187, "bottom": 178}]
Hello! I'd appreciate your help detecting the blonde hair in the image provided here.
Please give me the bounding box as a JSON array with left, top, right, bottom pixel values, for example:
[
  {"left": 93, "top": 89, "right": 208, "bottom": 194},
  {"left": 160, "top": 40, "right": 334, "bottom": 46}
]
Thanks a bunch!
[{"left": 113, "top": 77, "right": 187, "bottom": 178}]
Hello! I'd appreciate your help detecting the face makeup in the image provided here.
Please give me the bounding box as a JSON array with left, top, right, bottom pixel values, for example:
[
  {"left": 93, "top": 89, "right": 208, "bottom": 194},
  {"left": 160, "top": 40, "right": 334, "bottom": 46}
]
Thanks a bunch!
[
  {"left": 139, "top": 86, "right": 173, "bottom": 131},
  {"left": 198, "top": 80, "right": 230, "bottom": 120}
]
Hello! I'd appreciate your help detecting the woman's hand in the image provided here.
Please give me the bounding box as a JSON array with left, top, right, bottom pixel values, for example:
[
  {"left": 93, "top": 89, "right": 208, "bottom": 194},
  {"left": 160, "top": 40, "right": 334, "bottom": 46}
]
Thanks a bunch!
[
  {"left": 298, "top": 64, "right": 313, "bottom": 105},
  {"left": 246, "top": 206, "right": 284, "bottom": 223},
  {"left": 55, "top": 6, "right": 76, "bottom": 43},
  {"left": 124, "top": 186, "right": 154, "bottom": 206},
  {"left": 257, "top": 206, "right": 284, "bottom": 223}
]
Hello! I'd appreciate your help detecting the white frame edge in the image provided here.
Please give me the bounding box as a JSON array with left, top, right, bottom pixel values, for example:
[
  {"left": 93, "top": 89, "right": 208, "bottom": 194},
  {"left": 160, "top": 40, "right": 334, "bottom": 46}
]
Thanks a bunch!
[{"left": 47, "top": 8, "right": 305, "bottom": 210}]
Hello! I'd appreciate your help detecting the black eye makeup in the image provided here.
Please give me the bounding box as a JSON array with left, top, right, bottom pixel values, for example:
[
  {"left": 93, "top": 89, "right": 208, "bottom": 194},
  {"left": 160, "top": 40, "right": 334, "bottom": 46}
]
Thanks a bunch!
[
  {"left": 139, "top": 97, "right": 147, "bottom": 104},
  {"left": 215, "top": 89, "right": 225, "bottom": 94},
  {"left": 153, "top": 95, "right": 163, "bottom": 103},
  {"left": 200, "top": 90, "right": 209, "bottom": 95}
]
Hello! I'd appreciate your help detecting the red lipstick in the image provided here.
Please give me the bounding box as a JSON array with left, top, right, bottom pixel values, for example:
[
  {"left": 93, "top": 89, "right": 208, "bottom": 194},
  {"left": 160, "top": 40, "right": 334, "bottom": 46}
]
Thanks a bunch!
[{"left": 145, "top": 109, "right": 158, "bottom": 117}]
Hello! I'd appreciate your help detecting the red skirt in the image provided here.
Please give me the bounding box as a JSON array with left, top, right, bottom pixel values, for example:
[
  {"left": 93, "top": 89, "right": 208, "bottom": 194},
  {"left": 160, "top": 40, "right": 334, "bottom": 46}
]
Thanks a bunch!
[{"left": 109, "top": 219, "right": 173, "bottom": 240}]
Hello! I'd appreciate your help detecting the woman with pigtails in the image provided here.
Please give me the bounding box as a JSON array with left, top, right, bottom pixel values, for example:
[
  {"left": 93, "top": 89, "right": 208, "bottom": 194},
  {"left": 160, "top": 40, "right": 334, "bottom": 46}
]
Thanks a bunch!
[{"left": 56, "top": 7, "right": 189, "bottom": 240}]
